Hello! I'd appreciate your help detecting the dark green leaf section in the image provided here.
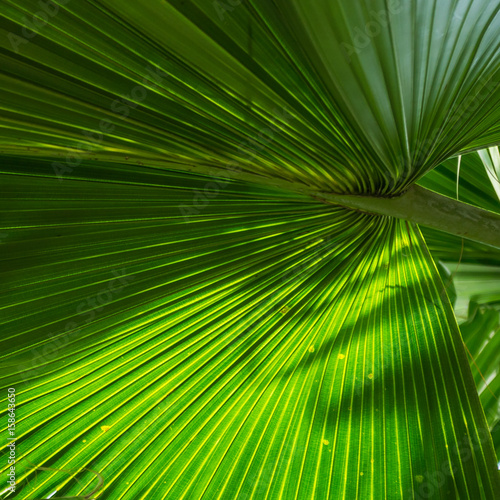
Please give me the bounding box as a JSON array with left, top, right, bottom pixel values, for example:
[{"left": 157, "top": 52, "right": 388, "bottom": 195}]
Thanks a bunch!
[
  {"left": 0, "top": 163, "right": 498, "bottom": 499},
  {"left": 419, "top": 150, "right": 500, "bottom": 265},
  {"left": 1, "top": 1, "right": 500, "bottom": 195},
  {"left": 419, "top": 150, "right": 500, "bottom": 464},
  {"left": 461, "top": 298, "right": 500, "bottom": 462},
  {"left": 418, "top": 153, "right": 500, "bottom": 216}
]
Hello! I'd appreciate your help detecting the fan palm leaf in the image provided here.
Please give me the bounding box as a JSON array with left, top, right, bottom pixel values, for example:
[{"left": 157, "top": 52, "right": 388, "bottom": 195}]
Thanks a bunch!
[{"left": 1, "top": 1, "right": 500, "bottom": 499}]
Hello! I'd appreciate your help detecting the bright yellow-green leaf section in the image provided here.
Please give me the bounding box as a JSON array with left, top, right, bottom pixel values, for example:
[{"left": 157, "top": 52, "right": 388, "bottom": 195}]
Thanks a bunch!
[{"left": 0, "top": 164, "right": 498, "bottom": 499}]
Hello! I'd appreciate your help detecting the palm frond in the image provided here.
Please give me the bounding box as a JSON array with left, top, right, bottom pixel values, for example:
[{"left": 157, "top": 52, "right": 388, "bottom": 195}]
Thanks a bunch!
[{"left": 1, "top": 1, "right": 500, "bottom": 499}]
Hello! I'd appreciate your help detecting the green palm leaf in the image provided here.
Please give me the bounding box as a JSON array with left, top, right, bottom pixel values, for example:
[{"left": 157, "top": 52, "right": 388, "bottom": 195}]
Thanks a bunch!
[
  {"left": 418, "top": 150, "right": 500, "bottom": 266},
  {"left": 453, "top": 270, "right": 500, "bottom": 462},
  {"left": 1, "top": 1, "right": 500, "bottom": 499},
  {"left": 1, "top": 164, "right": 498, "bottom": 499},
  {"left": 1, "top": 0, "right": 500, "bottom": 192},
  {"left": 419, "top": 149, "right": 500, "bottom": 463}
]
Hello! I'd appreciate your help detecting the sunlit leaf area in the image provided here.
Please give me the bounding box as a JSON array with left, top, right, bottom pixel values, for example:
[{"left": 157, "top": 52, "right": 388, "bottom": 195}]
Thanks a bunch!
[{"left": 1, "top": 1, "right": 500, "bottom": 499}]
